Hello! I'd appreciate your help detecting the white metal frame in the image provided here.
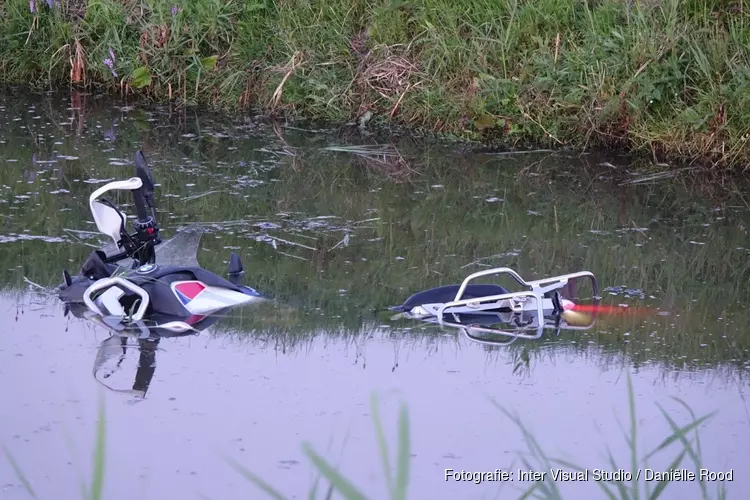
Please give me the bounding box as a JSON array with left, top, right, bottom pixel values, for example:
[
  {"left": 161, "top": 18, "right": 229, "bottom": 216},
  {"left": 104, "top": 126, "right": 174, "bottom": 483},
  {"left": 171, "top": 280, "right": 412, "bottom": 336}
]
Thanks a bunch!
[
  {"left": 403, "top": 267, "right": 599, "bottom": 340},
  {"left": 83, "top": 277, "right": 151, "bottom": 321}
]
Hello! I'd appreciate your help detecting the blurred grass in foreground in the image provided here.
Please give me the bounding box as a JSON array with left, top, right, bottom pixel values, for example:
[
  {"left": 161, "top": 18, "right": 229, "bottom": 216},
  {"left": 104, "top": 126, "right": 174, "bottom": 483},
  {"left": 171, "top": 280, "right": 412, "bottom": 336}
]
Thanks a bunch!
[{"left": 2, "top": 375, "right": 728, "bottom": 500}]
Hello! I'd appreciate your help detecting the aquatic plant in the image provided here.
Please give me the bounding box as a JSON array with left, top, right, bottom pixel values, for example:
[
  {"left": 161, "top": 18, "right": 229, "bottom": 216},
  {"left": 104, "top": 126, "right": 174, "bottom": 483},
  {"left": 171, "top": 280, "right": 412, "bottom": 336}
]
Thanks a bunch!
[{"left": 0, "top": 0, "right": 749, "bottom": 169}]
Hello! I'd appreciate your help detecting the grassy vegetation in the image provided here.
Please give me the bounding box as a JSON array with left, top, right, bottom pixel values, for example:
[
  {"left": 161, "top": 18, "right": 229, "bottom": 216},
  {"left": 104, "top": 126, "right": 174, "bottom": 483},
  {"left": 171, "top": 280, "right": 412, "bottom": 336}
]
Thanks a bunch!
[
  {"left": 2, "top": 397, "right": 107, "bottom": 500},
  {"left": 230, "top": 378, "right": 729, "bottom": 500},
  {"left": 1, "top": 0, "right": 749, "bottom": 168},
  {"left": 2, "top": 378, "right": 730, "bottom": 499}
]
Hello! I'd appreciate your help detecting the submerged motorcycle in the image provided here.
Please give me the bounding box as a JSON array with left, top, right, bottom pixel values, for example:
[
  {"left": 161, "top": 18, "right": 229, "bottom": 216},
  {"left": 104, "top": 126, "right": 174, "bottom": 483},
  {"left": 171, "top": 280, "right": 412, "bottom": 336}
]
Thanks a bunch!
[
  {"left": 57, "top": 151, "right": 265, "bottom": 332},
  {"left": 389, "top": 267, "right": 602, "bottom": 344}
]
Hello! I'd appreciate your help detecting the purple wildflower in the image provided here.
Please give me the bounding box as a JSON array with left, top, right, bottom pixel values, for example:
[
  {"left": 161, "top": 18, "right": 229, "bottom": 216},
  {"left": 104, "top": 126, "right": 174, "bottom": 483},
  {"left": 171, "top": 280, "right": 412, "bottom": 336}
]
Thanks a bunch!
[
  {"left": 171, "top": 5, "right": 183, "bottom": 16},
  {"left": 30, "top": 0, "right": 36, "bottom": 13},
  {"left": 103, "top": 50, "right": 117, "bottom": 78}
]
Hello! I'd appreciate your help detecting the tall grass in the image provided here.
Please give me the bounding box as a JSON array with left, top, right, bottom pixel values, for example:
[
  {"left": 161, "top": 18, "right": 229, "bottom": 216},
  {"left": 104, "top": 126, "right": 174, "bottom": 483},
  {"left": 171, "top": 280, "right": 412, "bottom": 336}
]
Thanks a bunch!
[
  {"left": 2, "top": 375, "right": 730, "bottom": 499},
  {"left": 497, "top": 376, "right": 726, "bottom": 500},
  {"left": 1, "top": 1, "right": 749, "bottom": 168},
  {"left": 229, "top": 375, "right": 728, "bottom": 500},
  {"left": 228, "top": 394, "right": 411, "bottom": 500},
  {"left": 2, "top": 397, "right": 107, "bottom": 500}
]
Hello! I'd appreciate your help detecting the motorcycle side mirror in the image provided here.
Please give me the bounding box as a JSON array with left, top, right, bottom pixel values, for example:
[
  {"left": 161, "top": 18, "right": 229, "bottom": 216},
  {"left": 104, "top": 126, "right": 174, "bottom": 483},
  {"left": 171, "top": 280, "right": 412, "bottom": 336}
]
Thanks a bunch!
[{"left": 135, "top": 150, "right": 156, "bottom": 211}]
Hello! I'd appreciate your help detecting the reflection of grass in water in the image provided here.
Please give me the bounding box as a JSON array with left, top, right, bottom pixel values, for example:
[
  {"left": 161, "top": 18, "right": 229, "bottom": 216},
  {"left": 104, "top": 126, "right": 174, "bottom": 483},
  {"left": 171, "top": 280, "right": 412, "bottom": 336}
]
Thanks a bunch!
[
  {"left": 7, "top": 278, "right": 750, "bottom": 381},
  {"left": 2, "top": 376, "right": 728, "bottom": 500},
  {"left": 204, "top": 280, "right": 743, "bottom": 376},
  {"left": 1, "top": 104, "right": 749, "bottom": 372}
]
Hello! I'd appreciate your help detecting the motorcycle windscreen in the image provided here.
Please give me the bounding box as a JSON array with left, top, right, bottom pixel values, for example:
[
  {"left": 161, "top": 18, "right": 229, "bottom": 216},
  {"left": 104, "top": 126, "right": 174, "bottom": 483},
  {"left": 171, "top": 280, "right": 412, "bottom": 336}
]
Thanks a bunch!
[
  {"left": 553, "top": 274, "right": 598, "bottom": 305},
  {"left": 99, "top": 224, "right": 204, "bottom": 268},
  {"left": 553, "top": 274, "right": 599, "bottom": 327},
  {"left": 154, "top": 224, "right": 203, "bottom": 268}
]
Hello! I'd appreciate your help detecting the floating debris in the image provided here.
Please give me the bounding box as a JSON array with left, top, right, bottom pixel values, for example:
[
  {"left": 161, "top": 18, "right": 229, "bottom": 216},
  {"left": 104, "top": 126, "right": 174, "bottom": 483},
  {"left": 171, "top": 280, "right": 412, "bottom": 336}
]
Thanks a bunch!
[
  {"left": 108, "top": 159, "right": 131, "bottom": 166},
  {"left": 258, "top": 234, "right": 316, "bottom": 251},
  {"left": 323, "top": 144, "right": 399, "bottom": 156},
  {"left": 619, "top": 167, "right": 693, "bottom": 186},
  {"left": 484, "top": 148, "right": 554, "bottom": 156},
  {"left": 0, "top": 234, "right": 66, "bottom": 243},
  {"left": 603, "top": 286, "right": 647, "bottom": 299},
  {"left": 460, "top": 251, "right": 520, "bottom": 269},
  {"left": 83, "top": 178, "right": 115, "bottom": 184},
  {"left": 180, "top": 190, "right": 226, "bottom": 202}
]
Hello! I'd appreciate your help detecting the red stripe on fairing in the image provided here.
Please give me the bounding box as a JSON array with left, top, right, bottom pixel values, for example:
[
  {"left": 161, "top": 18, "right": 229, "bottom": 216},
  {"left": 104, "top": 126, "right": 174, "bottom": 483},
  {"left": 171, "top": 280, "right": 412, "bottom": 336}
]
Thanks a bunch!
[
  {"left": 174, "top": 281, "right": 206, "bottom": 300},
  {"left": 185, "top": 314, "right": 206, "bottom": 325}
]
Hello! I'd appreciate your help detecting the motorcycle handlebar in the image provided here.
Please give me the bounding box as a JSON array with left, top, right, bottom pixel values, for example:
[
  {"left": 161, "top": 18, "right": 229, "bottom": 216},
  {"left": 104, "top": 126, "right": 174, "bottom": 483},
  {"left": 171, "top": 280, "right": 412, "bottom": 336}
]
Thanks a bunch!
[
  {"left": 132, "top": 188, "right": 149, "bottom": 221},
  {"left": 134, "top": 151, "right": 157, "bottom": 224}
]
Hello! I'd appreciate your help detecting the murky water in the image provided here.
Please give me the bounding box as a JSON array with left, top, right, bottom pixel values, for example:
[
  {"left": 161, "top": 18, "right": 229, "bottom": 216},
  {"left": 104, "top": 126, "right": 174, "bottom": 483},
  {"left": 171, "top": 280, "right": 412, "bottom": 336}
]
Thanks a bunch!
[{"left": 1, "top": 92, "right": 749, "bottom": 500}]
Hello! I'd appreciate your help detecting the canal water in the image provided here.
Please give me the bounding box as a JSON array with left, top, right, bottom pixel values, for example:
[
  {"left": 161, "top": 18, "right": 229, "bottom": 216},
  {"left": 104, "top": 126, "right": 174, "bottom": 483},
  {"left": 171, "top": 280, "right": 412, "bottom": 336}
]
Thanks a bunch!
[{"left": 0, "top": 91, "right": 748, "bottom": 499}]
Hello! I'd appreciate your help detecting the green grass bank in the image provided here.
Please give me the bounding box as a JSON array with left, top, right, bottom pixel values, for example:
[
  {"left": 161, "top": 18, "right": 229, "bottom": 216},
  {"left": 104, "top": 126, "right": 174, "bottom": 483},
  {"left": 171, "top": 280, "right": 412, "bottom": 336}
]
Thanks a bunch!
[{"left": 1, "top": 0, "right": 749, "bottom": 169}]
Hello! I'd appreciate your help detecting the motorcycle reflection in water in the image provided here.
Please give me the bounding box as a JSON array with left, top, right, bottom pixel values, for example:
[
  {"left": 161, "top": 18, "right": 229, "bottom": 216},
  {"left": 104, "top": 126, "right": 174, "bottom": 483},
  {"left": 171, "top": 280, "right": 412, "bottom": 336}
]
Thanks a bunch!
[
  {"left": 65, "top": 301, "right": 227, "bottom": 399},
  {"left": 95, "top": 335, "right": 163, "bottom": 398},
  {"left": 82, "top": 268, "right": 601, "bottom": 397}
]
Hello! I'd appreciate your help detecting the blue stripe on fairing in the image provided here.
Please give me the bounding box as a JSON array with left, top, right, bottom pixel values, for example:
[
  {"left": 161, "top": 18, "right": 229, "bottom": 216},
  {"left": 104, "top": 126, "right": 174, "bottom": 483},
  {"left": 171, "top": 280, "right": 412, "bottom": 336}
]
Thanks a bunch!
[{"left": 176, "top": 290, "right": 191, "bottom": 305}]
